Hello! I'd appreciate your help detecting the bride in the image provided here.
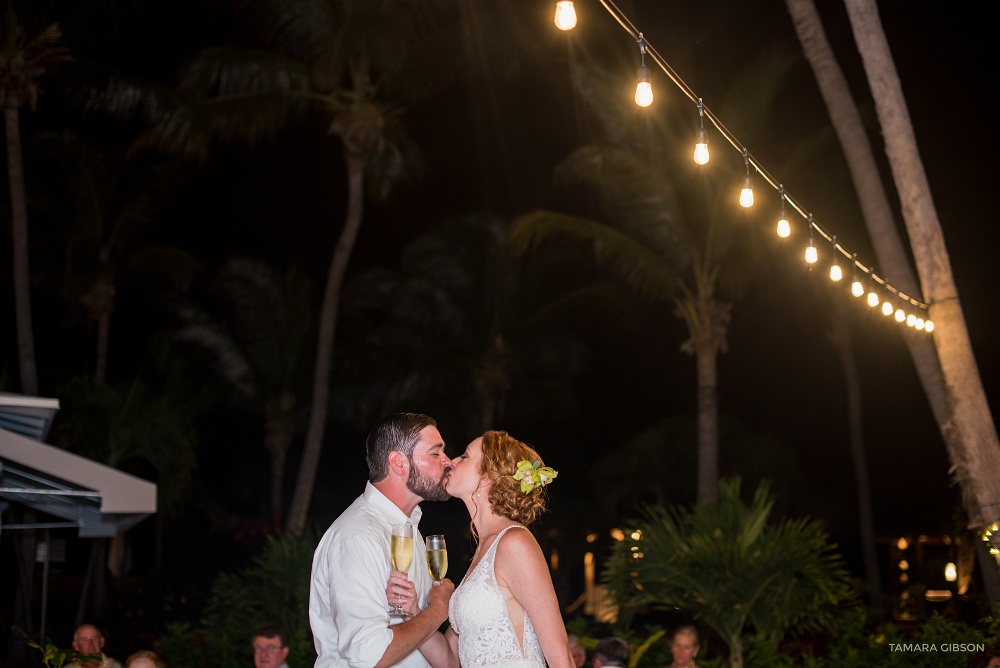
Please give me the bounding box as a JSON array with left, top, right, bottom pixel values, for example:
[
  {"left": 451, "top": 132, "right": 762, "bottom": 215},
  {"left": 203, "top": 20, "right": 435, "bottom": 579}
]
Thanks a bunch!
[{"left": 388, "top": 430, "right": 574, "bottom": 668}]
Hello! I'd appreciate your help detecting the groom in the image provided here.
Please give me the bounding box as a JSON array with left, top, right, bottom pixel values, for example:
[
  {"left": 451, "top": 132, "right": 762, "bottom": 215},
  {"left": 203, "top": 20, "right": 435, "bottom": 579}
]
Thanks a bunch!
[{"left": 309, "top": 413, "right": 455, "bottom": 668}]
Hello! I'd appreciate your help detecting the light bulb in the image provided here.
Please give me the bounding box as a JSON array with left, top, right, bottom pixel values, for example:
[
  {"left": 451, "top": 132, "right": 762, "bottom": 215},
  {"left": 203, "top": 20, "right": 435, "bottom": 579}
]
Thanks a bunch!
[
  {"left": 851, "top": 280, "right": 864, "bottom": 297},
  {"left": 693, "top": 127, "right": 709, "bottom": 165},
  {"left": 895, "top": 308, "right": 906, "bottom": 322},
  {"left": 635, "top": 66, "right": 653, "bottom": 107},
  {"left": 830, "top": 263, "right": 843, "bottom": 282},
  {"left": 925, "top": 320, "right": 935, "bottom": 333},
  {"left": 805, "top": 243, "right": 818, "bottom": 264},
  {"left": 739, "top": 175, "right": 754, "bottom": 208},
  {"left": 906, "top": 313, "right": 917, "bottom": 327},
  {"left": 554, "top": 1, "right": 577, "bottom": 30},
  {"left": 915, "top": 318, "right": 926, "bottom": 330},
  {"left": 867, "top": 291, "right": 879, "bottom": 307},
  {"left": 882, "top": 301, "right": 893, "bottom": 316},
  {"left": 945, "top": 562, "right": 957, "bottom": 582},
  {"left": 776, "top": 218, "right": 790, "bottom": 238}
]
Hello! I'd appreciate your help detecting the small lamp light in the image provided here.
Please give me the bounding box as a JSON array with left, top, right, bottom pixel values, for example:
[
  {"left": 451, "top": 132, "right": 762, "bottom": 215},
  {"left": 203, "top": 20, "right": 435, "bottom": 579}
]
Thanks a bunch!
[
  {"left": 804, "top": 216, "right": 817, "bottom": 264},
  {"left": 829, "top": 237, "right": 842, "bottom": 281},
  {"left": 554, "top": 1, "right": 577, "bottom": 30},
  {"left": 634, "top": 35, "right": 652, "bottom": 107},
  {"left": 739, "top": 148, "right": 754, "bottom": 208},
  {"left": 776, "top": 185, "right": 790, "bottom": 238},
  {"left": 693, "top": 99, "right": 710, "bottom": 165}
]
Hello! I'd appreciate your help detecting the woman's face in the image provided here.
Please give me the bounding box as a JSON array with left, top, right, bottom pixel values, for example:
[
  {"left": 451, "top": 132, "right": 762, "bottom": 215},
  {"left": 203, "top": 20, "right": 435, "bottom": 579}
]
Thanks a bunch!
[
  {"left": 445, "top": 437, "right": 485, "bottom": 499},
  {"left": 671, "top": 631, "right": 698, "bottom": 665}
]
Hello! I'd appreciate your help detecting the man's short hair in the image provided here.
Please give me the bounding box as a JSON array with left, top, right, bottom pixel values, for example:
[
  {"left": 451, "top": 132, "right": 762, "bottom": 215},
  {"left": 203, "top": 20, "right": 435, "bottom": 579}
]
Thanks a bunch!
[
  {"left": 366, "top": 413, "right": 437, "bottom": 482},
  {"left": 251, "top": 625, "right": 286, "bottom": 647},
  {"left": 593, "top": 636, "right": 630, "bottom": 667}
]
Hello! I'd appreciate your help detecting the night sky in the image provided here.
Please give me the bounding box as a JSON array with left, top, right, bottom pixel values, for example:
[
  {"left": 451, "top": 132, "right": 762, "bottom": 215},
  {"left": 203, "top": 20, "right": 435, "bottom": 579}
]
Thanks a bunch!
[{"left": 3, "top": 0, "right": 998, "bottom": 590}]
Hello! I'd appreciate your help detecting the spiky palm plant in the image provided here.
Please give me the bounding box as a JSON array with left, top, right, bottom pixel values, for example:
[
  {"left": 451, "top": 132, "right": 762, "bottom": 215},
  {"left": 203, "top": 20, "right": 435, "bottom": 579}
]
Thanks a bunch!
[{"left": 604, "top": 478, "right": 853, "bottom": 668}]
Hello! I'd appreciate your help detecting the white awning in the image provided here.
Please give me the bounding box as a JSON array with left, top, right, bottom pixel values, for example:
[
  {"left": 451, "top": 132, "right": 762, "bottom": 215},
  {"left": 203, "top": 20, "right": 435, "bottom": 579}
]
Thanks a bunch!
[{"left": 0, "top": 395, "right": 157, "bottom": 538}]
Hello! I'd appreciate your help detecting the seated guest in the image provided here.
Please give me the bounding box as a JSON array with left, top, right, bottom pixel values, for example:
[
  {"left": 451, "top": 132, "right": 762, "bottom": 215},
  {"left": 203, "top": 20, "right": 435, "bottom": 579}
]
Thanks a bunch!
[
  {"left": 252, "top": 626, "right": 291, "bottom": 668},
  {"left": 65, "top": 624, "right": 123, "bottom": 668},
  {"left": 593, "top": 637, "right": 630, "bottom": 668},
  {"left": 124, "top": 650, "right": 166, "bottom": 668}
]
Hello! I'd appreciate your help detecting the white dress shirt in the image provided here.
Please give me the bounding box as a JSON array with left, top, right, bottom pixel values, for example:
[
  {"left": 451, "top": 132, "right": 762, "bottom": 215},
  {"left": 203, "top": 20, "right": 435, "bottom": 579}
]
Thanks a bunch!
[{"left": 310, "top": 482, "right": 432, "bottom": 668}]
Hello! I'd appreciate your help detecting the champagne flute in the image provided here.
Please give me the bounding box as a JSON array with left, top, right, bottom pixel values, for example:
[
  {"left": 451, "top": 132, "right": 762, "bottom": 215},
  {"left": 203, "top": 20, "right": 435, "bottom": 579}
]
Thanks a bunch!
[
  {"left": 389, "top": 523, "right": 414, "bottom": 617},
  {"left": 425, "top": 535, "right": 448, "bottom": 582}
]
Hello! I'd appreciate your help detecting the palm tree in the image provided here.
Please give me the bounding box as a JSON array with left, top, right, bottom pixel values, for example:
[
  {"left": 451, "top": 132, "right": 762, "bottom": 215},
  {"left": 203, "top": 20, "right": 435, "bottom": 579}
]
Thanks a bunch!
[
  {"left": 512, "top": 57, "right": 788, "bottom": 504},
  {"left": 0, "top": 9, "right": 71, "bottom": 394},
  {"left": 786, "top": 0, "right": 1000, "bottom": 590},
  {"left": 336, "top": 213, "right": 608, "bottom": 437},
  {"left": 604, "top": 478, "right": 853, "bottom": 668},
  {"left": 170, "top": 258, "right": 314, "bottom": 527},
  {"left": 81, "top": 0, "right": 491, "bottom": 533},
  {"left": 23, "top": 130, "right": 185, "bottom": 385}
]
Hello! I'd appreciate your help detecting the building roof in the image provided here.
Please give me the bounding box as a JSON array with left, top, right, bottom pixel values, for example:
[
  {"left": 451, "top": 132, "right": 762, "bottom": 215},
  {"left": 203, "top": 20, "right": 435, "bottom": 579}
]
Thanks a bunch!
[{"left": 0, "top": 393, "right": 157, "bottom": 537}]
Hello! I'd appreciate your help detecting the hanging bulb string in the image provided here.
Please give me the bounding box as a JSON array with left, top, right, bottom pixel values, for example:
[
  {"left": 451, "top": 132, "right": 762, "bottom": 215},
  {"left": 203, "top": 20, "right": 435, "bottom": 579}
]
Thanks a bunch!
[{"left": 588, "top": 0, "right": 929, "bottom": 313}]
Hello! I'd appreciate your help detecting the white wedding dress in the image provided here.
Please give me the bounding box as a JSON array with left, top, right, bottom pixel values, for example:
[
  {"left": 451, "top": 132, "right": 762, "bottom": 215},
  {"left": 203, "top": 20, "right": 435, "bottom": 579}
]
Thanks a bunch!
[{"left": 449, "top": 525, "right": 546, "bottom": 667}]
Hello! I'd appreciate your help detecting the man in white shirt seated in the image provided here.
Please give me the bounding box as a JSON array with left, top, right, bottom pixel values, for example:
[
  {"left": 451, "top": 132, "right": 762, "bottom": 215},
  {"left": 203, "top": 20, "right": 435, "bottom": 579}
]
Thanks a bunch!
[{"left": 309, "top": 413, "right": 454, "bottom": 668}]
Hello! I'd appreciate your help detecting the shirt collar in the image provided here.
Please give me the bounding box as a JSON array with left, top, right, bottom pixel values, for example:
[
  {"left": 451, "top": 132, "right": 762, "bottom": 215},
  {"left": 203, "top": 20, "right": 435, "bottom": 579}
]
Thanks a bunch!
[{"left": 364, "top": 481, "right": 423, "bottom": 527}]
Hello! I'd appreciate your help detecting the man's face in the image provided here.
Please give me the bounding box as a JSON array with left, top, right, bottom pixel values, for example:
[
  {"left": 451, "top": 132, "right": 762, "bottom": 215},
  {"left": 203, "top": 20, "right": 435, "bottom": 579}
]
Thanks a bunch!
[
  {"left": 72, "top": 626, "right": 104, "bottom": 662},
  {"left": 405, "top": 425, "right": 452, "bottom": 502},
  {"left": 252, "top": 636, "right": 289, "bottom": 668}
]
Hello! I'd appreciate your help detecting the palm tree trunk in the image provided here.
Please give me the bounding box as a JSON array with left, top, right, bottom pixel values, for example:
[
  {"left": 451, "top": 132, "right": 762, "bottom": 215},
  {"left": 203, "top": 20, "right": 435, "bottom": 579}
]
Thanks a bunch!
[
  {"left": 286, "top": 151, "right": 367, "bottom": 535},
  {"left": 844, "top": 0, "right": 1000, "bottom": 540},
  {"left": 264, "top": 417, "right": 294, "bottom": 528},
  {"left": 828, "top": 317, "right": 884, "bottom": 610},
  {"left": 5, "top": 104, "right": 38, "bottom": 395},
  {"left": 783, "top": 0, "right": 950, "bottom": 433},
  {"left": 695, "top": 345, "right": 719, "bottom": 506}
]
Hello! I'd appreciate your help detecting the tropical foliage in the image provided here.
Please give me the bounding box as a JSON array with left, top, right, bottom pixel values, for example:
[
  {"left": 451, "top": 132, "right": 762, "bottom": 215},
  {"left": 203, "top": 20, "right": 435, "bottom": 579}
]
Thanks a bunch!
[{"left": 604, "top": 478, "right": 854, "bottom": 668}]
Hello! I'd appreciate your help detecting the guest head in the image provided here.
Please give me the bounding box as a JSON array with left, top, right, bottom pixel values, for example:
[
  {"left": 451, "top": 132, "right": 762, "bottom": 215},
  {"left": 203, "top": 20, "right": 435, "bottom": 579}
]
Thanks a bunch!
[
  {"left": 593, "top": 636, "right": 630, "bottom": 668},
  {"left": 124, "top": 649, "right": 166, "bottom": 668},
  {"left": 252, "top": 626, "right": 290, "bottom": 668},
  {"left": 671, "top": 625, "right": 700, "bottom": 667},
  {"left": 967, "top": 649, "right": 1000, "bottom": 668},
  {"left": 71, "top": 624, "right": 108, "bottom": 667},
  {"left": 567, "top": 635, "right": 586, "bottom": 668}
]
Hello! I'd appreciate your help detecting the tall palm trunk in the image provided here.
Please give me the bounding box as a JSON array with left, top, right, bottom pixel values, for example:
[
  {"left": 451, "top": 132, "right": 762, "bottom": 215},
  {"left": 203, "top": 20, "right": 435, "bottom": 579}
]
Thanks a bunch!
[
  {"left": 843, "top": 0, "right": 1000, "bottom": 539},
  {"left": 286, "top": 151, "right": 366, "bottom": 535},
  {"left": 5, "top": 104, "right": 38, "bottom": 395},
  {"left": 784, "top": 0, "right": 949, "bottom": 432},
  {"left": 828, "top": 316, "right": 884, "bottom": 610},
  {"left": 264, "top": 415, "right": 295, "bottom": 527},
  {"left": 695, "top": 344, "right": 719, "bottom": 506}
]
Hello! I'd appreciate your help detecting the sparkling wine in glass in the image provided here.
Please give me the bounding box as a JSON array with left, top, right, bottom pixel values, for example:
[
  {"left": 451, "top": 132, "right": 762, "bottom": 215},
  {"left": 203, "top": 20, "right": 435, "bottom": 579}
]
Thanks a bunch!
[
  {"left": 389, "top": 523, "right": 414, "bottom": 617},
  {"left": 425, "top": 535, "right": 448, "bottom": 581}
]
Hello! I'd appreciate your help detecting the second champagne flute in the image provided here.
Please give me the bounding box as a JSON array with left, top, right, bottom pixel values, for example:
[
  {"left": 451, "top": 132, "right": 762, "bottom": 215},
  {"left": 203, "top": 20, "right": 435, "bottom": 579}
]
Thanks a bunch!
[
  {"left": 390, "top": 523, "right": 414, "bottom": 617},
  {"left": 425, "top": 535, "right": 448, "bottom": 581}
]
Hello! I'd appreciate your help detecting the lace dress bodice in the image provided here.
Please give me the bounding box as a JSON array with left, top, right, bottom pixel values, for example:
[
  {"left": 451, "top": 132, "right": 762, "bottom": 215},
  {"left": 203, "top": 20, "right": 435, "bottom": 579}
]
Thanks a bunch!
[{"left": 449, "top": 525, "right": 546, "bottom": 667}]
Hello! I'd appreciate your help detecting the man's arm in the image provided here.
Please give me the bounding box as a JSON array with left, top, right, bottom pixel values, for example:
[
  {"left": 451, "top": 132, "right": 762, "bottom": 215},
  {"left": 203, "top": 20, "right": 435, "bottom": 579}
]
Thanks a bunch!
[{"left": 374, "top": 580, "right": 454, "bottom": 668}]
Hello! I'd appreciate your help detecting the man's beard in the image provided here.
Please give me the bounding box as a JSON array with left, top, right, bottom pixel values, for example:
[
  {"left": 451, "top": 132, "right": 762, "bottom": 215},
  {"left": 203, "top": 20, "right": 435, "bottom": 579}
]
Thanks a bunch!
[{"left": 407, "top": 461, "right": 450, "bottom": 502}]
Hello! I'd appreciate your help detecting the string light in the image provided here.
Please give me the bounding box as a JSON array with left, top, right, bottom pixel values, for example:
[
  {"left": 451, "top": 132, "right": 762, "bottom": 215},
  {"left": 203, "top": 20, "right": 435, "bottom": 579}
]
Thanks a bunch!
[
  {"left": 851, "top": 254, "right": 864, "bottom": 297},
  {"left": 693, "top": 98, "right": 710, "bottom": 165},
  {"left": 554, "top": 1, "right": 577, "bottom": 30},
  {"left": 829, "top": 237, "right": 842, "bottom": 282},
  {"left": 634, "top": 34, "right": 653, "bottom": 107},
  {"left": 776, "top": 185, "right": 790, "bottom": 238},
  {"left": 804, "top": 215, "right": 818, "bottom": 264},
  {"left": 570, "top": 0, "right": 933, "bottom": 332},
  {"left": 739, "top": 148, "right": 754, "bottom": 208},
  {"left": 895, "top": 307, "right": 906, "bottom": 323}
]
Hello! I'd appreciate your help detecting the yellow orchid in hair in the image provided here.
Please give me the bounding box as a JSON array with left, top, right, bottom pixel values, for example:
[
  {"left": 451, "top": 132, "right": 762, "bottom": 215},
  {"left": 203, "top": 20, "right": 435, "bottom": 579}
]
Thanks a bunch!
[{"left": 514, "top": 459, "right": 558, "bottom": 493}]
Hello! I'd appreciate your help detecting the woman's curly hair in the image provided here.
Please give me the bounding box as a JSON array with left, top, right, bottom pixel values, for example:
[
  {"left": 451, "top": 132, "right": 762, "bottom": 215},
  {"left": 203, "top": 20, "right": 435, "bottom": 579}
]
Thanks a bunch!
[{"left": 480, "top": 430, "right": 549, "bottom": 526}]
